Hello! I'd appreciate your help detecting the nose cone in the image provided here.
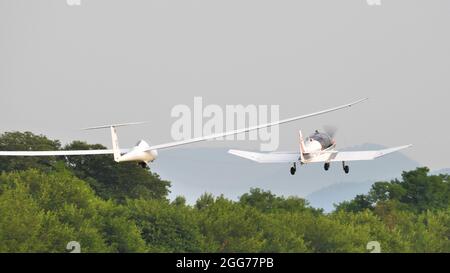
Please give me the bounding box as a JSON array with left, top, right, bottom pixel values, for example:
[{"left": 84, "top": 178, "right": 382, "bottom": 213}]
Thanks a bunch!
[{"left": 149, "top": 149, "right": 158, "bottom": 160}]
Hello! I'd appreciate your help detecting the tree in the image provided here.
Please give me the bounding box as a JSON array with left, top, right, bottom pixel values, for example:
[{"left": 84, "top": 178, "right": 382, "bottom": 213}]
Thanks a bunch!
[
  {"left": 0, "top": 132, "right": 171, "bottom": 202},
  {"left": 0, "top": 169, "right": 148, "bottom": 252},
  {"left": 64, "top": 141, "right": 171, "bottom": 201},
  {"left": 396, "top": 167, "right": 449, "bottom": 211},
  {"left": 172, "top": 196, "right": 187, "bottom": 207},
  {"left": 335, "top": 194, "right": 373, "bottom": 213},
  {"left": 336, "top": 168, "right": 450, "bottom": 213},
  {"left": 196, "top": 196, "right": 266, "bottom": 252},
  {"left": 0, "top": 181, "right": 49, "bottom": 252},
  {"left": 127, "top": 198, "right": 204, "bottom": 252},
  {"left": 258, "top": 213, "right": 309, "bottom": 252},
  {"left": 195, "top": 193, "right": 215, "bottom": 210},
  {"left": 1, "top": 132, "right": 449, "bottom": 253},
  {"left": 0, "top": 131, "right": 61, "bottom": 172},
  {"left": 239, "top": 188, "right": 313, "bottom": 214}
]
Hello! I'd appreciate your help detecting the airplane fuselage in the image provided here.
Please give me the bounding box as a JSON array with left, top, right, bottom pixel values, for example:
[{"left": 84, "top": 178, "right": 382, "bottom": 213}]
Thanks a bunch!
[
  {"left": 117, "top": 140, "right": 158, "bottom": 164},
  {"left": 302, "top": 131, "right": 336, "bottom": 161}
]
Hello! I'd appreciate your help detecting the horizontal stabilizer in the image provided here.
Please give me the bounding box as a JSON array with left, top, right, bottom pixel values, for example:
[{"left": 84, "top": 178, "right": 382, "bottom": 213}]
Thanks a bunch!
[{"left": 82, "top": 121, "right": 147, "bottom": 130}]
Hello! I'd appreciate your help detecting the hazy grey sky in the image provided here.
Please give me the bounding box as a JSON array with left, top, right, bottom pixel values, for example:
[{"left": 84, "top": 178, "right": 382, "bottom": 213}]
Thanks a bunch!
[{"left": 1, "top": 0, "right": 449, "bottom": 169}]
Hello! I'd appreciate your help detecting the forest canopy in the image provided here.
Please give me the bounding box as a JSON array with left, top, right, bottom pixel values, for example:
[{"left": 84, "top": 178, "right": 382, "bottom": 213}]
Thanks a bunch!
[{"left": 0, "top": 131, "right": 448, "bottom": 253}]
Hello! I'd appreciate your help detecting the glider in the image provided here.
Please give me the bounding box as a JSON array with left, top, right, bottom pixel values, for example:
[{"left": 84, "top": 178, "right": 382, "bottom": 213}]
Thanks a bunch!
[{"left": 0, "top": 99, "right": 367, "bottom": 168}]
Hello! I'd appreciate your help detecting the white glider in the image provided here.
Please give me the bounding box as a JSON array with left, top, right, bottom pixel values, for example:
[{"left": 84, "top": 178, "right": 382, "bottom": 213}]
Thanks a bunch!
[
  {"left": 0, "top": 98, "right": 367, "bottom": 168},
  {"left": 229, "top": 129, "right": 412, "bottom": 175}
]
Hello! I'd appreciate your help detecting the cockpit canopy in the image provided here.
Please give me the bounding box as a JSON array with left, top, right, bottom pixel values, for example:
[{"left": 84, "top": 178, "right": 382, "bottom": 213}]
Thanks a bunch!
[{"left": 307, "top": 131, "right": 333, "bottom": 148}]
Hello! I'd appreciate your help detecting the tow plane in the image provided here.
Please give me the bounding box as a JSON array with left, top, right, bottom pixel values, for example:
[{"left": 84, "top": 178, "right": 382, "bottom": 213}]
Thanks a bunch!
[{"left": 229, "top": 128, "right": 412, "bottom": 175}]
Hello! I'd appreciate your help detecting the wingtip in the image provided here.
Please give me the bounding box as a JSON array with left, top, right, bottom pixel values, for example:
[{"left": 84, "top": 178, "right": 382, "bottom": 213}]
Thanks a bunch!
[
  {"left": 392, "top": 144, "right": 413, "bottom": 152},
  {"left": 399, "top": 144, "right": 413, "bottom": 149},
  {"left": 350, "top": 97, "right": 369, "bottom": 106}
]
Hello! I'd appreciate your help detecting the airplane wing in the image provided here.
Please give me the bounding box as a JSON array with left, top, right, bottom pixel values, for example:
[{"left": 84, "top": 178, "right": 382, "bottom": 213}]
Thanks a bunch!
[
  {"left": 309, "top": 145, "right": 413, "bottom": 163},
  {"left": 228, "top": 145, "right": 412, "bottom": 163},
  {"left": 228, "top": 150, "right": 300, "bottom": 163},
  {"left": 0, "top": 149, "right": 130, "bottom": 157},
  {"left": 0, "top": 98, "right": 366, "bottom": 157},
  {"left": 145, "top": 98, "right": 368, "bottom": 151}
]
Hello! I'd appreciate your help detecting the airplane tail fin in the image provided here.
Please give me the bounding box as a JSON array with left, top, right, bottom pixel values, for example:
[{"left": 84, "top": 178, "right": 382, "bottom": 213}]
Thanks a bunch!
[
  {"left": 82, "top": 121, "right": 147, "bottom": 162},
  {"left": 298, "top": 130, "right": 306, "bottom": 163}
]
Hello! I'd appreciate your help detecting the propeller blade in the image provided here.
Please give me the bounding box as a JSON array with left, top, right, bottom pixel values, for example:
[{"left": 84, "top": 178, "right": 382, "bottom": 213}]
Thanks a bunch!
[{"left": 323, "top": 125, "right": 338, "bottom": 138}]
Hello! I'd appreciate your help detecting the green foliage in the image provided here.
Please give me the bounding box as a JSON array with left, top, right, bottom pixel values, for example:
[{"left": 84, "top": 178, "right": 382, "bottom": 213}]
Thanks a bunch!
[
  {"left": 0, "top": 167, "right": 449, "bottom": 252},
  {"left": 0, "top": 132, "right": 449, "bottom": 252},
  {"left": 258, "top": 213, "right": 309, "bottom": 253},
  {"left": 396, "top": 167, "right": 449, "bottom": 211},
  {"left": 0, "top": 132, "right": 171, "bottom": 201},
  {"left": 335, "top": 194, "right": 372, "bottom": 213},
  {"left": 196, "top": 196, "right": 266, "bottom": 252},
  {"left": 337, "top": 167, "right": 450, "bottom": 213},
  {"left": 127, "top": 198, "right": 204, "bottom": 252},
  {"left": 333, "top": 167, "right": 450, "bottom": 252},
  {"left": 172, "top": 196, "right": 187, "bottom": 207},
  {"left": 0, "top": 181, "right": 49, "bottom": 252},
  {"left": 64, "top": 141, "right": 171, "bottom": 202},
  {"left": 0, "top": 170, "right": 147, "bottom": 252},
  {"left": 195, "top": 193, "right": 215, "bottom": 210},
  {"left": 0, "top": 131, "right": 61, "bottom": 172},
  {"left": 239, "top": 188, "right": 314, "bottom": 214}
]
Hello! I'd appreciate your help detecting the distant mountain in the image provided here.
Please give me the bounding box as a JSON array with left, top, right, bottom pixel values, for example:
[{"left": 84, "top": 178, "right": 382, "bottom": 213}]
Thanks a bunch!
[
  {"left": 306, "top": 180, "right": 374, "bottom": 212},
  {"left": 431, "top": 168, "right": 450, "bottom": 175},
  {"left": 150, "top": 143, "right": 420, "bottom": 210}
]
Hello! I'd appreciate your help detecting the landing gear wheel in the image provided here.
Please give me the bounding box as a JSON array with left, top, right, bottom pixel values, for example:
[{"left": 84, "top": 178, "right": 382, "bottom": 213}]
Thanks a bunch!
[
  {"left": 290, "top": 163, "right": 297, "bottom": 175},
  {"left": 344, "top": 165, "right": 349, "bottom": 174},
  {"left": 290, "top": 167, "right": 296, "bottom": 175},
  {"left": 138, "top": 162, "right": 148, "bottom": 169},
  {"left": 342, "top": 161, "right": 349, "bottom": 174},
  {"left": 324, "top": 162, "right": 330, "bottom": 171}
]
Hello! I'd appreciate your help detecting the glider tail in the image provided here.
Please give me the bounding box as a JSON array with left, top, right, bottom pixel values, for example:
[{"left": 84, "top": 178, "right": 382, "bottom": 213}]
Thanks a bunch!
[
  {"left": 110, "top": 126, "right": 121, "bottom": 162},
  {"left": 82, "top": 121, "right": 147, "bottom": 162}
]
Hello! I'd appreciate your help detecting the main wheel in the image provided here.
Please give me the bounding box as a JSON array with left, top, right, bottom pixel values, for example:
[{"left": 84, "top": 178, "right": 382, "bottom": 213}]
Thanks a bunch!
[
  {"left": 290, "top": 166, "right": 296, "bottom": 175},
  {"left": 343, "top": 165, "right": 350, "bottom": 174},
  {"left": 324, "top": 163, "right": 330, "bottom": 171},
  {"left": 138, "top": 162, "right": 148, "bottom": 169}
]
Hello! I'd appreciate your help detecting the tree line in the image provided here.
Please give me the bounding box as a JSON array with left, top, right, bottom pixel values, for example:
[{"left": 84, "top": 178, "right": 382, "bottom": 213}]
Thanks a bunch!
[{"left": 0, "top": 131, "right": 448, "bottom": 252}]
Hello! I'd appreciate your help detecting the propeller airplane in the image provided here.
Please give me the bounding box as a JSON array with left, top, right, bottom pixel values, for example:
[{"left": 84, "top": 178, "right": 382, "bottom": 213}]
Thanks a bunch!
[{"left": 229, "top": 127, "right": 412, "bottom": 175}]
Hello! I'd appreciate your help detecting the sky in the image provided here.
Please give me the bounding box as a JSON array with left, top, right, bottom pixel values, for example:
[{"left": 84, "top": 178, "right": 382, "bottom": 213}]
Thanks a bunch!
[{"left": 0, "top": 0, "right": 449, "bottom": 169}]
